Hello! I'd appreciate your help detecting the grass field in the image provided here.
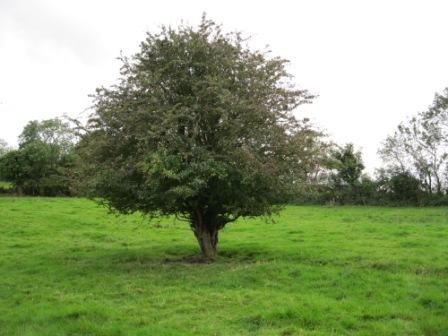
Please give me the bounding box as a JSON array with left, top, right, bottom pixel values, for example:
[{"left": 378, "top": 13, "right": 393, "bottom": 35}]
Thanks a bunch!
[{"left": 0, "top": 197, "right": 447, "bottom": 335}]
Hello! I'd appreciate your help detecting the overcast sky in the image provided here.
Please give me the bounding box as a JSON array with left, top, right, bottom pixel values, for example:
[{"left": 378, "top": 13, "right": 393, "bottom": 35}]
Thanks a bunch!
[{"left": 1, "top": 0, "right": 448, "bottom": 172}]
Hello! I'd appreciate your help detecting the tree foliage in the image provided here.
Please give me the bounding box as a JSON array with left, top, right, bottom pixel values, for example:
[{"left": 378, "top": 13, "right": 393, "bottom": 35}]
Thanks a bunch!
[
  {"left": 379, "top": 87, "right": 448, "bottom": 197},
  {"left": 329, "top": 143, "right": 365, "bottom": 187},
  {"left": 288, "top": 120, "right": 331, "bottom": 184},
  {"left": 0, "top": 118, "right": 76, "bottom": 195},
  {"left": 0, "top": 138, "right": 11, "bottom": 157},
  {"left": 376, "top": 169, "right": 422, "bottom": 205},
  {"left": 79, "top": 17, "right": 314, "bottom": 257}
]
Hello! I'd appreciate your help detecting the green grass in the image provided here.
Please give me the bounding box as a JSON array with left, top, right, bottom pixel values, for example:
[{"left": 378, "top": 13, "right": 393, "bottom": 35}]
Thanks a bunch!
[{"left": 0, "top": 198, "right": 447, "bottom": 335}]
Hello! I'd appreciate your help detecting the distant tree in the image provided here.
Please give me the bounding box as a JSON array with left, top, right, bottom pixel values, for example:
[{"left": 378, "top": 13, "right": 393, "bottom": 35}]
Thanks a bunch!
[
  {"left": 421, "top": 88, "right": 448, "bottom": 194},
  {"left": 379, "top": 88, "right": 448, "bottom": 196},
  {"left": 378, "top": 128, "right": 411, "bottom": 174},
  {"left": 0, "top": 118, "right": 76, "bottom": 195},
  {"left": 423, "top": 88, "right": 448, "bottom": 131},
  {"left": 286, "top": 122, "right": 335, "bottom": 204},
  {"left": 288, "top": 120, "right": 331, "bottom": 184},
  {"left": 78, "top": 17, "right": 314, "bottom": 258},
  {"left": 324, "top": 144, "right": 366, "bottom": 204},
  {"left": 0, "top": 138, "right": 11, "bottom": 157},
  {"left": 0, "top": 150, "right": 23, "bottom": 192},
  {"left": 354, "top": 174, "right": 379, "bottom": 205},
  {"left": 377, "top": 170, "right": 422, "bottom": 205},
  {"left": 329, "top": 143, "right": 364, "bottom": 187},
  {"left": 19, "top": 119, "right": 75, "bottom": 152}
]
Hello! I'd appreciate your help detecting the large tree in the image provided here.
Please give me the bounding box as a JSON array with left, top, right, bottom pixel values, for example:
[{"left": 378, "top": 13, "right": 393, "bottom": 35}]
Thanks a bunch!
[{"left": 79, "top": 17, "right": 314, "bottom": 258}]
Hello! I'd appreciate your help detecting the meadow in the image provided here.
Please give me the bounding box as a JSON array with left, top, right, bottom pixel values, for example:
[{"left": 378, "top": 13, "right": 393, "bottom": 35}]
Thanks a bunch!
[{"left": 0, "top": 197, "right": 447, "bottom": 335}]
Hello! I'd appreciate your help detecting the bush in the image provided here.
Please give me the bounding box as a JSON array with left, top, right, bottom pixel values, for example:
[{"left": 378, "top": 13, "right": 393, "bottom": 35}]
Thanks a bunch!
[{"left": 0, "top": 181, "right": 13, "bottom": 195}]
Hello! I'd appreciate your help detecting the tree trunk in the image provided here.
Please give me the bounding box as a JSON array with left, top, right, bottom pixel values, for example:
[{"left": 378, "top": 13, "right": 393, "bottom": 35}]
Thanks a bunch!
[
  {"left": 427, "top": 174, "right": 433, "bottom": 195},
  {"left": 191, "top": 209, "right": 219, "bottom": 259},
  {"left": 16, "top": 185, "right": 23, "bottom": 196},
  {"left": 435, "top": 172, "right": 442, "bottom": 195},
  {"left": 196, "top": 227, "right": 218, "bottom": 258}
]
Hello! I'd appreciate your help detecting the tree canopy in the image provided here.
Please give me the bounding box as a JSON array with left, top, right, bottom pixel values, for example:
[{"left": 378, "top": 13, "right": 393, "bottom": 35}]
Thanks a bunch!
[
  {"left": 0, "top": 139, "right": 10, "bottom": 157},
  {"left": 0, "top": 118, "right": 76, "bottom": 196},
  {"left": 79, "top": 17, "right": 314, "bottom": 257},
  {"left": 379, "top": 87, "right": 448, "bottom": 197},
  {"left": 329, "top": 143, "right": 365, "bottom": 188}
]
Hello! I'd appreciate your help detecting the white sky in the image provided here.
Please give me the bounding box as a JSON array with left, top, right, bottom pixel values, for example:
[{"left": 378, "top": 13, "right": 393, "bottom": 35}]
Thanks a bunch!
[{"left": 1, "top": 0, "right": 448, "bottom": 172}]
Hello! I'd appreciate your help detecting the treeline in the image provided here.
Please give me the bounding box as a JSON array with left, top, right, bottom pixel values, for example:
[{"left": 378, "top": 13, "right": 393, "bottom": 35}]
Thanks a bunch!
[
  {"left": 293, "top": 142, "right": 433, "bottom": 206},
  {"left": 294, "top": 88, "right": 448, "bottom": 206},
  {"left": 1, "top": 87, "right": 448, "bottom": 206},
  {"left": 0, "top": 119, "right": 79, "bottom": 196}
]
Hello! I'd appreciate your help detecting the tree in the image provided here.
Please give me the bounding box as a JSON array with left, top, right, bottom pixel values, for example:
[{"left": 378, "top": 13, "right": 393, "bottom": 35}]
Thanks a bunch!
[
  {"left": 329, "top": 143, "right": 364, "bottom": 187},
  {"left": 79, "top": 16, "right": 314, "bottom": 258},
  {"left": 325, "top": 144, "right": 365, "bottom": 204},
  {"left": 0, "top": 118, "right": 76, "bottom": 195},
  {"left": 424, "top": 88, "right": 448, "bottom": 132},
  {"left": 288, "top": 119, "right": 331, "bottom": 184},
  {"left": 379, "top": 88, "right": 448, "bottom": 196},
  {"left": 0, "top": 138, "right": 11, "bottom": 157},
  {"left": 19, "top": 119, "right": 75, "bottom": 152},
  {"left": 377, "top": 169, "right": 422, "bottom": 205},
  {"left": 421, "top": 88, "right": 448, "bottom": 194},
  {"left": 286, "top": 121, "right": 334, "bottom": 204}
]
